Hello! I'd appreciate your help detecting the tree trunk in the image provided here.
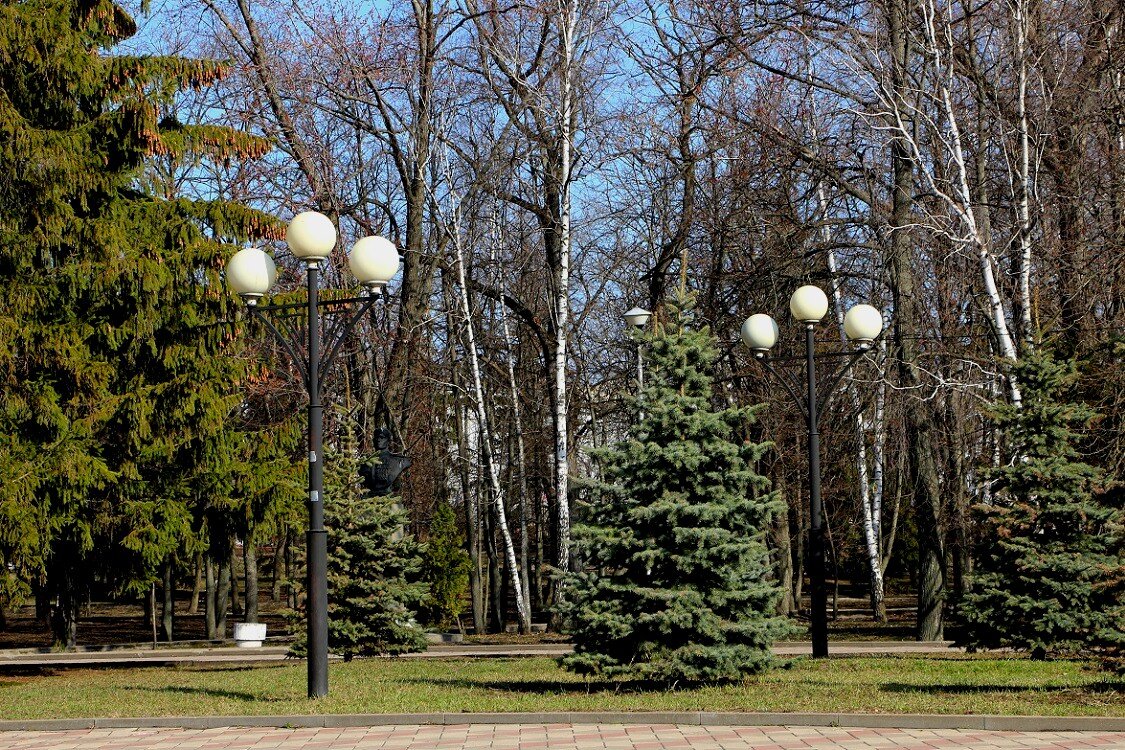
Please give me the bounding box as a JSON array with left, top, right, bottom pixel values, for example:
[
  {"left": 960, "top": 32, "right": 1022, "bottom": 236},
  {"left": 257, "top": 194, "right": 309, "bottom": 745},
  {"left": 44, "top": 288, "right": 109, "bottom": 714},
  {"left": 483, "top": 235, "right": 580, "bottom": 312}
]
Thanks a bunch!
[
  {"left": 1010, "top": 0, "right": 1035, "bottom": 349},
  {"left": 148, "top": 583, "right": 157, "bottom": 648},
  {"left": 792, "top": 489, "right": 804, "bottom": 610},
  {"left": 551, "top": 0, "right": 580, "bottom": 581},
  {"left": 449, "top": 217, "right": 531, "bottom": 633},
  {"left": 462, "top": 401, "right": 485, "bottom": 635},
  {"left": 271, "top": 535, "right": 285, "bottom": 603},
  {"left": 34, "top": 585, "right": 49, "bottom": 622},
  {"left": 825, "top": 211, "right": 887, "bottom": 624},
  {"left": 204, "top": 556, "right": 217, "bottom": 640},
  {"left": 499, "top": 276, "right": 534, "bottom": 627},
  {"left": 486, "top": 511, "right": 503, "bottom": 633},
  {"left": 244, "top": 537, "right": 259, "bottom": 624},
  {"left": 229, "top": 545, "right": 240, "bottom": 617},
  {"left": 189, "top": 553, "right": 203, "bottom": 614},
  {"left": 285, "top": 532, "right": 297, "bottom": 609},
  {"left": 886, "top": 0, "right": 945, "bottom": 642},
  {"left": 142, "top": 580, "right": 154, "bottom": 624},
  {"left": 772, "top": 487, "right": 795, "bottom": 616},
  {"left": 161, "top": 558, "right": 174, "bottom": 642},
  {"left": 215, "top": 554, "right": 232, "bottom": 639},
  {"left": 50, "top": 574, "right": 79, "bottom": 650}
]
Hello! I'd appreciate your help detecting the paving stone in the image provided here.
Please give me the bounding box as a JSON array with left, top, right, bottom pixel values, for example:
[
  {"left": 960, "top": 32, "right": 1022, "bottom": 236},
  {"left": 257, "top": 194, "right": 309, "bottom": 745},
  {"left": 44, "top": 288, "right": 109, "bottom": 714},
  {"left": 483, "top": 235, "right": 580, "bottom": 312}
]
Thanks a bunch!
[{"left": 1, "top": 724, "right": 1125, "bottom": 749}]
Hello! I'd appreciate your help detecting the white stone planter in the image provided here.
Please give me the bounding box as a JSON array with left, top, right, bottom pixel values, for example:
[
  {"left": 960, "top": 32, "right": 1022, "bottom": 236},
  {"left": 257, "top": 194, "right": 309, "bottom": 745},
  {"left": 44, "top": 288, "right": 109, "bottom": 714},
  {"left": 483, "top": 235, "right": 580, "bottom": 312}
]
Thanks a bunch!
[
  {"left": 233, "top": 622, "right": 267, "bottom": 648},
  {"left": 425, "top": 632, "right": 464, "bottom": 644}
]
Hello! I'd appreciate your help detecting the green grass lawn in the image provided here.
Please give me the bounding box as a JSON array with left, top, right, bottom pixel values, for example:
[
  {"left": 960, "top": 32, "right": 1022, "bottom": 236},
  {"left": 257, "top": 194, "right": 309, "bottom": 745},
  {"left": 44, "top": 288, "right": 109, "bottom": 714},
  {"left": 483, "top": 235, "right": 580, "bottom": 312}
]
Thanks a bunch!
[{"left": 1, "top": 656, "right": 1122, "bottom": 720}]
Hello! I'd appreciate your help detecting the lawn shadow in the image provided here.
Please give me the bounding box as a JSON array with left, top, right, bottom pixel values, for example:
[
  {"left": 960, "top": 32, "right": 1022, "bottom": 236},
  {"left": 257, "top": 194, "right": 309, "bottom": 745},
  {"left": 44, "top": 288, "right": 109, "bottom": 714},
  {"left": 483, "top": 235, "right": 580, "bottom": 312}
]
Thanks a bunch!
[
  {"left": 179, "top": 664, "right": 290, "bottom": 674},
  {"left": 121, "top": 684, "right": 286, "bottom": 702},
  {"left": 880, "top": 681, "right": 1124, "bottom": 695},
  {"left": 0, "top": 666, "right": 59, "bottom": 678},
  {"left": 400, "top": 676, "right": 636, "bottom": 694},
  {"left": 398, "top": 675, "right": 747, "bottom": 695}
]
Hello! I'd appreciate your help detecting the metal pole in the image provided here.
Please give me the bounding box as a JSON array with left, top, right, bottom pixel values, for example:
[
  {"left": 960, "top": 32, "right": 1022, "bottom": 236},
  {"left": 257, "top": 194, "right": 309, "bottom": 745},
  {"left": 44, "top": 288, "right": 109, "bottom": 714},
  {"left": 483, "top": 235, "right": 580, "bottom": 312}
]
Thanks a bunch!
[
  {"left": 306, "top": 262, "right": 329, "bottom": 698},
  {"left": 805, "top": 324, "right": 828, "bottom": 658}
]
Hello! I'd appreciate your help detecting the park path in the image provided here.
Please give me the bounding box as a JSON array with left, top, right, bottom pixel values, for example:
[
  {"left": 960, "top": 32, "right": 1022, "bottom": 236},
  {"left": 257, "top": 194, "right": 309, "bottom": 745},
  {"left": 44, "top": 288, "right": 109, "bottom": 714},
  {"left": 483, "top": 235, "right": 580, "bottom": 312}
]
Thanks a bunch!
[{"left": 1, "top": 724, "right": 1123, "bottom": 750}]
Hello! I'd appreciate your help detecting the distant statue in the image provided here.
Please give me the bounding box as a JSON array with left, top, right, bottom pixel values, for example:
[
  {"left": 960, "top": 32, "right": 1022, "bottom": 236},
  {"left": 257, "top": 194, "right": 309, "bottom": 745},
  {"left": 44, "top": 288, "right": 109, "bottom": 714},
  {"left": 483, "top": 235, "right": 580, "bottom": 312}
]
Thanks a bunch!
[{"left": 359, "top": 428, "right": 411, "bottom": 496}]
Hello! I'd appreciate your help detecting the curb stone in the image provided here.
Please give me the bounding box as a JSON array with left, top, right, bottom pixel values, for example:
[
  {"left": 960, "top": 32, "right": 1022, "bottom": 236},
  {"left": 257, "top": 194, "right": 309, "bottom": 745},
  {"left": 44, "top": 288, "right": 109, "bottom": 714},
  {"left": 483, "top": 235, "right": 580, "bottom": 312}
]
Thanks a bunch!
[{"left": 1, "top": 712, "right": 1123, "bottom": 733}]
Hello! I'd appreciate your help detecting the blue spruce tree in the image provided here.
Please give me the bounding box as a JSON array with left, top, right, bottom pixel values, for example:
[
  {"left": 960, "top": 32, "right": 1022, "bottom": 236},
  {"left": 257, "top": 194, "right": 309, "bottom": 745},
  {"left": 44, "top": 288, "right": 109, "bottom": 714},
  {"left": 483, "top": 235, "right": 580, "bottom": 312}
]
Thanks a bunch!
[
  {"left": 958, "top": 347, "right": 1125, "bottom": 660},
  {"left": 558, "top": 292, "right": 793, "bottom": 682}
]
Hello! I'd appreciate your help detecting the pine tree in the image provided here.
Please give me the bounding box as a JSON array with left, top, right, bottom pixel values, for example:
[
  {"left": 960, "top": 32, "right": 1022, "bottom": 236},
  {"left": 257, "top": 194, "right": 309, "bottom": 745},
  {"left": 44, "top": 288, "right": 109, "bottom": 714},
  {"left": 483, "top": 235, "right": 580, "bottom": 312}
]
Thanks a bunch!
[
  {"left": 557, "top": 292, "right": 793, "bottom": 682},
  {"left": 421, "top": 502, "right": 471, "bottom": 630},
  {"left": 958, "top": 347, "right": 1125, "bottom": 659},
  {"left": 291, "top": 423, "right": 428, "bottom": 660},
  {"left": 0, "top": 0, "right": 280, "bottom": 644}
]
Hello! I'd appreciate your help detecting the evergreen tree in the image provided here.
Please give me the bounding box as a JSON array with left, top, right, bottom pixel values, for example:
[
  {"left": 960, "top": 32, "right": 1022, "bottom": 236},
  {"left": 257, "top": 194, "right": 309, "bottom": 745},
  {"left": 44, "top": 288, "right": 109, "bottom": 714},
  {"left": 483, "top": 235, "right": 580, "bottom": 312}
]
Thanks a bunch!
[
  {"left": 291, "top": 423, "right": 428, "bottom": 660},
  {"left": 557, "top": 292, "right": 793, "bottom": 682},
  {"left": 421, "top": 501, "right": 471, "bottom": 630},
  {"left": 0, "top": 0, "right": 279, "bottom": 645},
  {"left": 958, "top": 347, "right": 1125, "bottom": 659}
]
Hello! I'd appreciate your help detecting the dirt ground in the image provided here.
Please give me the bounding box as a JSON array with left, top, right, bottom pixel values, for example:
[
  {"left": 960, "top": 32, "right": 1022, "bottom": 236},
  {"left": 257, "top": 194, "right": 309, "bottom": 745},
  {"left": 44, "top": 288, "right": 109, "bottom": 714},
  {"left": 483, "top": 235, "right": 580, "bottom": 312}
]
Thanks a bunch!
[{"left": 0, "top": 590, "right": 294, "bottom": 650}]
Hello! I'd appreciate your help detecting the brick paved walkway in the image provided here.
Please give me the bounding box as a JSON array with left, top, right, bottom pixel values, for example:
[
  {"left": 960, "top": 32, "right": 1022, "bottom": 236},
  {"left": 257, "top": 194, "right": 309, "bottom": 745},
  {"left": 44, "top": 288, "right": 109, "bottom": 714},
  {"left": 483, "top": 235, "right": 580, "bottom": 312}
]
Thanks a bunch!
[{"left": 2, "top": 724, "right": 1123, "bottom": 749}]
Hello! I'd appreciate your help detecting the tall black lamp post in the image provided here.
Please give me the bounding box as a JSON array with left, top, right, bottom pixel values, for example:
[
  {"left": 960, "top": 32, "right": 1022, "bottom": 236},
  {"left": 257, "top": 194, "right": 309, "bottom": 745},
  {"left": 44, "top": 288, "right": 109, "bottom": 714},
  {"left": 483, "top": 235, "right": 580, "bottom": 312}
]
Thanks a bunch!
[
  {"left": 226, "top": 211, "right": 400, "bottom": 698},
  {"left": 740, "top": 285, "right": 883, "bottom": 658}
]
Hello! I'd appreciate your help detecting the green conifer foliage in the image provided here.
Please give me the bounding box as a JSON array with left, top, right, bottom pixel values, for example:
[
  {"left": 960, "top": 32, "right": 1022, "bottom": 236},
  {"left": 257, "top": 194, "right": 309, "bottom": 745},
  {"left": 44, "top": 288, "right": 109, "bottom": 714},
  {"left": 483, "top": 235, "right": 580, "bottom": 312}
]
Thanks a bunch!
[
  {"left": 0, "top": 0, "right": 282, "bottom": 643},
  {"left": 421, "top": 502, "right": 471, "bottom": 630},
  {"left": 291, "top": 424, "right": 428, "bottom": 660},
  {"left": 958, "top": 348, "right": 1125, "bottom": 659},
  {"left": 557, "top": 292, "right": 793, "bottom": 683}
]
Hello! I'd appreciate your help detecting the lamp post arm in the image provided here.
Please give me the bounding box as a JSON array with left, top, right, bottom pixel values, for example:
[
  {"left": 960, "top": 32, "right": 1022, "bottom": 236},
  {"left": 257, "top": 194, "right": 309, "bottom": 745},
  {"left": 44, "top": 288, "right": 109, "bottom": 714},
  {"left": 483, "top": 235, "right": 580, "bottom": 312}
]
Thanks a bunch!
[
  {"left": 248, "top": 305, "right": 310, "bottom": 392},
  {"left": 319, "top": 293, "right": 381, "bottom": 381},
  {"left": 754, "top": 355, "right": 809, "bottom": 423}
]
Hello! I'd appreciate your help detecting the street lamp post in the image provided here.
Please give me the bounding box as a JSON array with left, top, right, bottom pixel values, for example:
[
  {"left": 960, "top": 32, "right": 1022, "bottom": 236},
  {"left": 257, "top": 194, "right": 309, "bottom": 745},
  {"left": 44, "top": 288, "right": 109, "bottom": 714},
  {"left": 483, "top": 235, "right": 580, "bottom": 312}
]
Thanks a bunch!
[
  {"left": 226, "top": 212, "right": 400, "bottom": 698},
  {"left": 623, "top": 307, "right": 652, "bottom": 394},
  {"left": 741, "top": 286, "right": 883, "bottom": 658}
]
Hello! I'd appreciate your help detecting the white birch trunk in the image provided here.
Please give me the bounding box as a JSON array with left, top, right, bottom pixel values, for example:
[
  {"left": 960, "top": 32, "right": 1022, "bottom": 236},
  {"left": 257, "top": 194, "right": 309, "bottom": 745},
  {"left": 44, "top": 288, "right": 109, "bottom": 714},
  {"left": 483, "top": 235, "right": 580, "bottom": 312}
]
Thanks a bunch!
[
  {"left": 492, "top": 234, "right": 533, "bottom": 626},
  {"left": 822, "top": 186, "right": 887, "bottom": 621},
  {"left": 1011, "top": 0, "right": 1035, "bottom": 349},
  {"left": 917, "top": 0, "right": 1022, "bottom": 405},
  {"left": 552, "top": 0, "right": 578, "bottom": 574},
  {"left": 450, "top": 211, "right": 531, "bottom": 633}
]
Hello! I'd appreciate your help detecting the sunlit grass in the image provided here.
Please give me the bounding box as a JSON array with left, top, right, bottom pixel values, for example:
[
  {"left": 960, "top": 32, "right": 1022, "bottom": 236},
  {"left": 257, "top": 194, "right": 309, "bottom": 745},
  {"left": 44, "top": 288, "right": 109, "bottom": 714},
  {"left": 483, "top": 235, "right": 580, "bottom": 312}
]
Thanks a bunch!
[{"left": 1, "top": 655, "right": 1122, "bottom": 720}]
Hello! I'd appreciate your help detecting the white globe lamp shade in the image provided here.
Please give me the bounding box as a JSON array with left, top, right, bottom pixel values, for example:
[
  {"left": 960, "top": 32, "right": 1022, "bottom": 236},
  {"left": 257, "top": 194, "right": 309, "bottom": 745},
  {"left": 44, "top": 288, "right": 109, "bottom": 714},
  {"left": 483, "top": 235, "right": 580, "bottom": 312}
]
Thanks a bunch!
[
  {"left": 623, "top": 307, "right": 652, "bottom": 328},
  {"left": 349, "top": 235, "right": 400, "bottom": 289},
  {"left": 741, "top": 314, "right": 779, "bottom": 353},
  {"left": 226, "top": 247, "right": 276, "bottom": 304},
  {"left": 790, "top": 285, "right": 829, "bottom": 324},
  {"left": 286, "top": 211, "right": 337, "bottom": 262},
  {"left": 844, "top": 304, "right": 883, "bottom": 345}
]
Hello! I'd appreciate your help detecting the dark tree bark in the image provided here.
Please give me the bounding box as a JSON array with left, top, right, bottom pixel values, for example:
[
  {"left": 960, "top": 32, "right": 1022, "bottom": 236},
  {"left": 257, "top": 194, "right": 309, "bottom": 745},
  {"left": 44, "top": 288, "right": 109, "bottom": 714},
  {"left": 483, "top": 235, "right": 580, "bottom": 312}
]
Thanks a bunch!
[
  {"left": 485, "top": 503, "right": 503, "bottom": 633},
  {"left": 215, "top": 554, "right": 232, "bottom": 639},
  {"left": 34, "top": 585, "right": 49, "bottom": 622},
  {"left": 161, "top": 558, "right": 174, "bottom": 642},
  {"left": 271, "top": 535, "right": 285, "bottom": 603},
  {"left": 244, "top": 537, "right": 259, "bottom": 624},
  {"left": 229, "top": 546, "right": 240, "bottom": 617},
  {"left": 771, "top": 484, "right": 795, "bottom": 616},
  {"left": 884, "top": 0, "right": 945, "bottom": 641},
  {"left": 204, "top": 556, "right": 217, "bottom": 640},
  {"left": 189, "top": 553, "right": 203, "bottom": 615},
  {"left": 49, "top": 566, "right": 79, "bottom": 650}
]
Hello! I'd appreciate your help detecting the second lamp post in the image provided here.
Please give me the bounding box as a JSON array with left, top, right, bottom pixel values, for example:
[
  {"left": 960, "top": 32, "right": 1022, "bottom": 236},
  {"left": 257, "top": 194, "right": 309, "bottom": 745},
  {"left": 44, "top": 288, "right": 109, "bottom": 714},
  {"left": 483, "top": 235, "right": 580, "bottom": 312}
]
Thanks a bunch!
[
  {"left": 226, "top": 211, "right": 400, "bottom": 698},
  {"left": 741, "top": 285, "right": 882, "bottom": 657},
  {"left": 624, "top": 307, "right": 652, "bottom": 394}
]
